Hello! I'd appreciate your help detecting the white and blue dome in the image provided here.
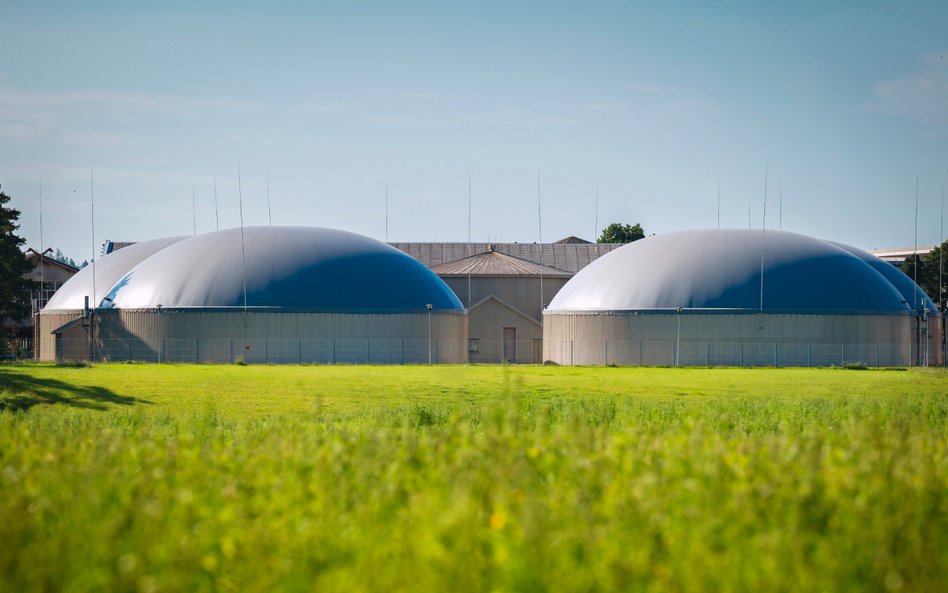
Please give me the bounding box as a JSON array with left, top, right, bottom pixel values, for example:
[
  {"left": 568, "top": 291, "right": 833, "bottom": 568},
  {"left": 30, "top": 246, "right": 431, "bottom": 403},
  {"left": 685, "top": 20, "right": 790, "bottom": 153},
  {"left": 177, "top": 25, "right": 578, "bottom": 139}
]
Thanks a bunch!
[
  {"left": 548, "top": 229, "right": 921, "bottom": 315},
  {"left": 49, "top": 227, "right": 462, "bottom": 313},
  {"left": 44, "top": 236, "right": 187, "bottom": 310}
]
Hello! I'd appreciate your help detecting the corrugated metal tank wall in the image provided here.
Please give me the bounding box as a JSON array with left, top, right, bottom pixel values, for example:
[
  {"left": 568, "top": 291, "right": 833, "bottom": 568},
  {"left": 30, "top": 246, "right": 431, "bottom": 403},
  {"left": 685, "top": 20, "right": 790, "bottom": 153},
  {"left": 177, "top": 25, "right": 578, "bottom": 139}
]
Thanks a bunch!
[
  {"left": 543, "top": 312, "right": 914, "bottom": 366},
  {"left": 41, "top": 309, "right": 469, "bottom": 364}
]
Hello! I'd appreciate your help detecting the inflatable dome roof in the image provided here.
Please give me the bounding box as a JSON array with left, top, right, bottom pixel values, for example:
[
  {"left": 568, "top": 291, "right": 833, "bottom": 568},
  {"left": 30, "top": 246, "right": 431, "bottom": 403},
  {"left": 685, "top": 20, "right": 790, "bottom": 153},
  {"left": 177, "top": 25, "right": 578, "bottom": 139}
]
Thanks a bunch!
[
  {"left": 48, "top": 227, "right": 462, "bottom": 312},
  {"left": 547, "top": 229, "right": 919, "bottom": 315},
  {"left": 44, "top": 236, "right": 187, "bottom": 310}
]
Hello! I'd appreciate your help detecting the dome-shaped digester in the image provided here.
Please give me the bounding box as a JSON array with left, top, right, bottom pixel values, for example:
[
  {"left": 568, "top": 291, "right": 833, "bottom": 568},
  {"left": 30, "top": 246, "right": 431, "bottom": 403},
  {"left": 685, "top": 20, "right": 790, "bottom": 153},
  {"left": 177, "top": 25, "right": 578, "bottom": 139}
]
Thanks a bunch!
[
  {"left": 41, "top": 227, "right": 467, "bottom": 364},
  {"left": 548, "top": 229, "right": 911, "bottom": 313},
  {"left": 544, "top": 229, "right": 918, "bottom": 367},
  {"left": 103, "top": 226, "right": 462, "bottom": 311},
  {"left": 36, "top": 236, "right": 187, "bottom": 361}
]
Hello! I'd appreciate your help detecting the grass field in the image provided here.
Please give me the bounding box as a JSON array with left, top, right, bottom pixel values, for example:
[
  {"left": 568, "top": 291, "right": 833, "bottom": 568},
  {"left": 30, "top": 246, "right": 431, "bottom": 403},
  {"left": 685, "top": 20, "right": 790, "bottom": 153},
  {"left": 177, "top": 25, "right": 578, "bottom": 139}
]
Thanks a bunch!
[{"left": 1, "top": 363, "right": 946, "bottom": 592}]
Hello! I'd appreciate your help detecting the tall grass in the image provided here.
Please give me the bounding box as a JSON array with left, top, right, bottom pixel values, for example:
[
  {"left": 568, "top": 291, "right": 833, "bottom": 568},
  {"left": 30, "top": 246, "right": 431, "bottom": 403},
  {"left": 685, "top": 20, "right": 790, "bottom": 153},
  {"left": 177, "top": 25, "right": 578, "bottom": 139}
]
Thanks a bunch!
[{"left": 0, "top": 364, "right": 945, "bottom": 592}]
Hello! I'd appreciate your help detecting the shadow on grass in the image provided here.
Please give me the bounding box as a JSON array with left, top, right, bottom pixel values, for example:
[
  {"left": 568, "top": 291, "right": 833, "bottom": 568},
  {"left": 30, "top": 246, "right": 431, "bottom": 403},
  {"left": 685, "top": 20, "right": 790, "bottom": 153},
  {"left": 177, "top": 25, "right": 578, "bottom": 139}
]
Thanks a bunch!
[{"left": 0, "top": 367, "right": 151, "bottom": 412}]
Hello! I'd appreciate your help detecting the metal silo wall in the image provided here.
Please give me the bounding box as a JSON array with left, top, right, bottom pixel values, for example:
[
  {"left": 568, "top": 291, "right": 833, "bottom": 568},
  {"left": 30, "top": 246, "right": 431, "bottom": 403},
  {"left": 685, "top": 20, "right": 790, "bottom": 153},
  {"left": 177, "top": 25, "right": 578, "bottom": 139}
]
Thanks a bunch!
[
  {"left": 543, "top": 312, "right": 913, "bottom": 367},
  {"left": 73, "top": 309, "right": 469, "bottom": 364}
]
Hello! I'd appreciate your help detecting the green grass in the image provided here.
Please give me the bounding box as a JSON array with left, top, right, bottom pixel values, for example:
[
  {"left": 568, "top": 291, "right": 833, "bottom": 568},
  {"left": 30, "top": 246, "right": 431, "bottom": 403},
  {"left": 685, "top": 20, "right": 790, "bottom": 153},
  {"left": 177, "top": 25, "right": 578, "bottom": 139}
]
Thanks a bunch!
[{"left": 1, "top": 363, "right": 946, "bottom": 592}]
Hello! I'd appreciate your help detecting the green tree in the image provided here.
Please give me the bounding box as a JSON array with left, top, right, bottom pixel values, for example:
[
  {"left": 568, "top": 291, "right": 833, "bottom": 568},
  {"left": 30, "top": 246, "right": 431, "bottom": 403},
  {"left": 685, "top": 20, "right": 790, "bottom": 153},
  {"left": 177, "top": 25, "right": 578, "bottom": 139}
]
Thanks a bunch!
[
  {"left": 900, "top": 241, "right": 948, "bottom": 311},
  {"left": 597, "top": 222, "right": 646, "bottom": 244},
  {"left": 0, "top": 186, "right": 38, "bottom": 353}
]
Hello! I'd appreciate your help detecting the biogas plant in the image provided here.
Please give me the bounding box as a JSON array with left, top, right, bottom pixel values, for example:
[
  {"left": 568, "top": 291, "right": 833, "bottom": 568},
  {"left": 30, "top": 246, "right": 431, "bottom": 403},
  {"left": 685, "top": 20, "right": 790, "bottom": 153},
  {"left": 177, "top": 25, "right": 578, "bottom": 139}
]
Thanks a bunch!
[{"left": 38, "top": 227, "right": 941, "bottom": 366}]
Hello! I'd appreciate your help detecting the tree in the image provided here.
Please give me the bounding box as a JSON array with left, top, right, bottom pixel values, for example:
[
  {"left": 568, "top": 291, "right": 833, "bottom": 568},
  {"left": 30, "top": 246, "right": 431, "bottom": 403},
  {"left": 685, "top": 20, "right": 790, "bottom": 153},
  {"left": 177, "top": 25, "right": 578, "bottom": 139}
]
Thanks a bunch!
[
  {"left": 900, "top": 241, "right": 948, "bottom": 311},
  {"left": 597, "top": 222, "right": 646, "bottom": 244},
  {"left": 0, "top": 186, "right": 38, "bottom": 352}
]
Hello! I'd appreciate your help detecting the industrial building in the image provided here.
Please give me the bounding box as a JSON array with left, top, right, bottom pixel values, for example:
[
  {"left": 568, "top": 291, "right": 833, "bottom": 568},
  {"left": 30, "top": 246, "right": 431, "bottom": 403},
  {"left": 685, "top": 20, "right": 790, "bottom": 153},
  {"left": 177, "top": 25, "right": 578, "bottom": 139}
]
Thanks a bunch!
[
  {"left": 38, "top": 227, "right": 467, "bottom": 363},
  {"left": 543, "top": 229, "right": 941, "bottom": 367},
  {"left": 392, "top": 239, "right": 620, "bottom": 363}
]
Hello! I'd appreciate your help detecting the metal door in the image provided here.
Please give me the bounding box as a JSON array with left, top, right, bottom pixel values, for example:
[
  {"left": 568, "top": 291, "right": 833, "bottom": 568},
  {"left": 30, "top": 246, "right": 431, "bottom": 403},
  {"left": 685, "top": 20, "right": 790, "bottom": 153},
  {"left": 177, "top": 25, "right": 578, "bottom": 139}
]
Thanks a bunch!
[{"left": 503, "top": 327, "right": 516, "bottom": 363}]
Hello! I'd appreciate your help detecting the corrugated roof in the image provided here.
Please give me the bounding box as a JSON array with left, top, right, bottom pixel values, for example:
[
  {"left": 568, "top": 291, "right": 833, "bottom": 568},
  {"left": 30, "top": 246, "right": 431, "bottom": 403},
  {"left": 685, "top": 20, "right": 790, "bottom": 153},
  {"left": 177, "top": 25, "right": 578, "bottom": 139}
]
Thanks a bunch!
[
  {"left": 430, "top": 250, "right": 573, "bottom": 277},
  {"left": 390, "top": 242, "right": 621, "bottom": 274}
]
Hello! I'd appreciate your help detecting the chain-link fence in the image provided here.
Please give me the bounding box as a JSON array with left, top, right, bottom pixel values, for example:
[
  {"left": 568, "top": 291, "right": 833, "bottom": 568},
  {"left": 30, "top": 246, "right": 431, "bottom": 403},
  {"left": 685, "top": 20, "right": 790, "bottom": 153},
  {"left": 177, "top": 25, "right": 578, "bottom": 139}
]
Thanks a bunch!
[
  {"left": 545, "top": 339, "right": 915, "bottom": 367},
  {"left": 54, "top": 337, "right": 469, "bottom": 365},
  {"left": 47, "top": 335, "right": 930, "bottom": 366}
]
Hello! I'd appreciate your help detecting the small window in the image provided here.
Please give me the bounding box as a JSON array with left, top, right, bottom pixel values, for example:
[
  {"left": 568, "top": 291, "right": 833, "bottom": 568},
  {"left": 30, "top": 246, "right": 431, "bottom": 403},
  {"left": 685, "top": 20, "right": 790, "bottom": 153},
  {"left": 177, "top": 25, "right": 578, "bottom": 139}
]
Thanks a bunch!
[{"left": 468, "top": 339, "right": 479, "bottom": 353}]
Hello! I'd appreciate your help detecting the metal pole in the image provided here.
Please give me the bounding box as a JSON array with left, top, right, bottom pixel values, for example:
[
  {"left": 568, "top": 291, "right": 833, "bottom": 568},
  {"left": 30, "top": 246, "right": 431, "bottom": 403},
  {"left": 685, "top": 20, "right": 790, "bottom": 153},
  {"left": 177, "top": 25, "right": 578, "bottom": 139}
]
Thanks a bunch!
[
  {"left": 675, "top": 307, "right": 682, "bottom": 366},
  {"left": 426, "top": 304, "right": 433, "bottom": 364},
  {"left": 156, "top": 304, "right": 162, "bottom": 364}
]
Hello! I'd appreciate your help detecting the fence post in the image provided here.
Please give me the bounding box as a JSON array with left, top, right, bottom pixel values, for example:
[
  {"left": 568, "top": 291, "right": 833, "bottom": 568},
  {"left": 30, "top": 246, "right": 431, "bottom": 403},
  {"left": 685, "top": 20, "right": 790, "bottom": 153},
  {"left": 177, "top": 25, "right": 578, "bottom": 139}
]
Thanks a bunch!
[
  {"left": 570, "top": 340, "right": 574, "bottom": 365},
  {"left": 332, "top": 339, "right": 336, "bottom": 365},
  {"left": 740, "top": 343, "right": 744, "bottom": 367},
  {"left": 841, "top": 343, "right": 845, "bottom": 366},
  {"left": 773, "top": 342, "right": 777, "bottom": 367},
  {"left": 605, "top": 340, "right": 609, "bottom": 365},
  {"left": 707, "top": 342, "right": 711, "bottom": 367},
  {"left": 299, "top": 339, "right": 303, "bottom": 365},
  {"left": 366, "top": 339, "right": 370, "bottom": 364},
  {"left": 639, "top": 340, "right": 643, "bottom": 366}
]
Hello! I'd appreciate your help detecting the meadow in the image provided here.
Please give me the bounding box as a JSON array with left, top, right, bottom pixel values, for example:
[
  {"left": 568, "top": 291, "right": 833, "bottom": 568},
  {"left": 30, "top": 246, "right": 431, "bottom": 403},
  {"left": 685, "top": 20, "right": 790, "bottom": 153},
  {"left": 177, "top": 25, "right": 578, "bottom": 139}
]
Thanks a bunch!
[{"left": 0, "top": 363, "right": 946, "bottom": 592}]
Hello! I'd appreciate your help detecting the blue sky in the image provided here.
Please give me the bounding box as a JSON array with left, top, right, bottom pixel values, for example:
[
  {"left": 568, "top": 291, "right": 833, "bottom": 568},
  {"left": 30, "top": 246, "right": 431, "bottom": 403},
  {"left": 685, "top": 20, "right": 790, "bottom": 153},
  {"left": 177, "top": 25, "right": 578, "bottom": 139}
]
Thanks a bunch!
[{"left": 2, "top": 1, "right": 947, "bottom": 262}]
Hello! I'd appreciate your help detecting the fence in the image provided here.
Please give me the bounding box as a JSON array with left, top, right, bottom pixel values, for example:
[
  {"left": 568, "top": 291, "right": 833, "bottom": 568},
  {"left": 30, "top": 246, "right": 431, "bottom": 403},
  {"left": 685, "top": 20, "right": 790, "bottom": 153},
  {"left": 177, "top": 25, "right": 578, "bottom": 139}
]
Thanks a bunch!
[
  {"left": 544, "top": 339, "right": 914, "bottom": 367},
  {"left": 55, "top": 337, "right": 469, "bottom": 365},
  {"left": 49, "top": 336, "right": 926, "bottom": 366}
]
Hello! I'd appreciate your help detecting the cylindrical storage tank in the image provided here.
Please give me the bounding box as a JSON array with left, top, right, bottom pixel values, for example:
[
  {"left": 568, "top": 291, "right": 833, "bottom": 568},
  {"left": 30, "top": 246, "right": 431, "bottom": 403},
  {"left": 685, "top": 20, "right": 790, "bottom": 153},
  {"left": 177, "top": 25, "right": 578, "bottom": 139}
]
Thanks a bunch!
[
  {"left": 37, "top": 236, "right": 187, "bottom": 361},
  {"left": 42, "top": 227, "right": 467, "bottom": 364},
  {"left": 543, "top": 229, "right": 922, "bottom": 367}
]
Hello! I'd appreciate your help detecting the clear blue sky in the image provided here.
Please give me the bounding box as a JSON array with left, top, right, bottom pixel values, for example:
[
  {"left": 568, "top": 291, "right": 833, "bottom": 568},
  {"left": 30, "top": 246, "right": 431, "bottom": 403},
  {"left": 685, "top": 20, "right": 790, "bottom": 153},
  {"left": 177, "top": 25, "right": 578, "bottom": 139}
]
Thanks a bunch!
[{"left": 2, "top": 0, "right": 947, "bottom": 262}]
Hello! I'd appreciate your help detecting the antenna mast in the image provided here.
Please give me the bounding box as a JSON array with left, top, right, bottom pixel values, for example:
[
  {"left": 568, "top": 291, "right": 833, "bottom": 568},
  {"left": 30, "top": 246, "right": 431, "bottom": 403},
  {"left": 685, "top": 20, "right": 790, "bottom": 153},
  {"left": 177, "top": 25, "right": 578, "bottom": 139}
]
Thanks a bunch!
[
  {"left": 538, "top": 170, "right": 544, "bottom": 312},
  {"left": 39, "top": 180, "right": 44, "bottom": 311},
  {"left": 385, "top": 181, "right": 389, "bottom": 242},
  {"left": 914, "top": 177, "right": 919, "bottom": 316},
  {"left": 912, "top": 177, "right": 920, "bottom": 366},
  {"left": 594, "top": 183, "right": 599, "bottom": 241},
  {"left": 467, "top": 171, "right": 472, "bottom": 306},
  {"left": 940, "top": 182, "right": 945, "bottom": 366},
  {"left": 238, "top": 163, "right": 248, "bottom": 312},
  {"left": 90, "top": 167, "right": 97, "bottom": 362},
  {"left": 760, "top": 165, "right": 768, "bottom": 314},
  {"left": 192, "top": 185, "right": 197, "bottom": 235},
  {"left": 90, "top": 167, "right": 97, "bottom": 306},
  {"left": 213, "top": 176, "right": 220, "bottom": 231},
  {"left": 779, "top": 177, "right": 783, "bottom": 230},
  {"left": 717, "top": 177, "right": 720, "bottom": 229},
  {"left": 940, "top": 183, "right": 944, "bottom": 313},
  {"left": 266, "top": 174, "right": 272, "bottom": 228}
]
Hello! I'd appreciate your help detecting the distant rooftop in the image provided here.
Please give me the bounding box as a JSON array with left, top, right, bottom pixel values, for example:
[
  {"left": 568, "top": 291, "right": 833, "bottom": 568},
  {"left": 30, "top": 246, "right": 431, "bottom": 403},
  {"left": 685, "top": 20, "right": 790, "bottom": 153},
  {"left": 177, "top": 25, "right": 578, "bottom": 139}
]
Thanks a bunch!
[
  {"left": 867, "top": 245, "right": 937, "bottom": 263},
  {"left": 391, "top": 241, "right": 621, "bottom": 274},
  {"left": 429, "top": 250, "right": 572, "bottom": 277}
]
